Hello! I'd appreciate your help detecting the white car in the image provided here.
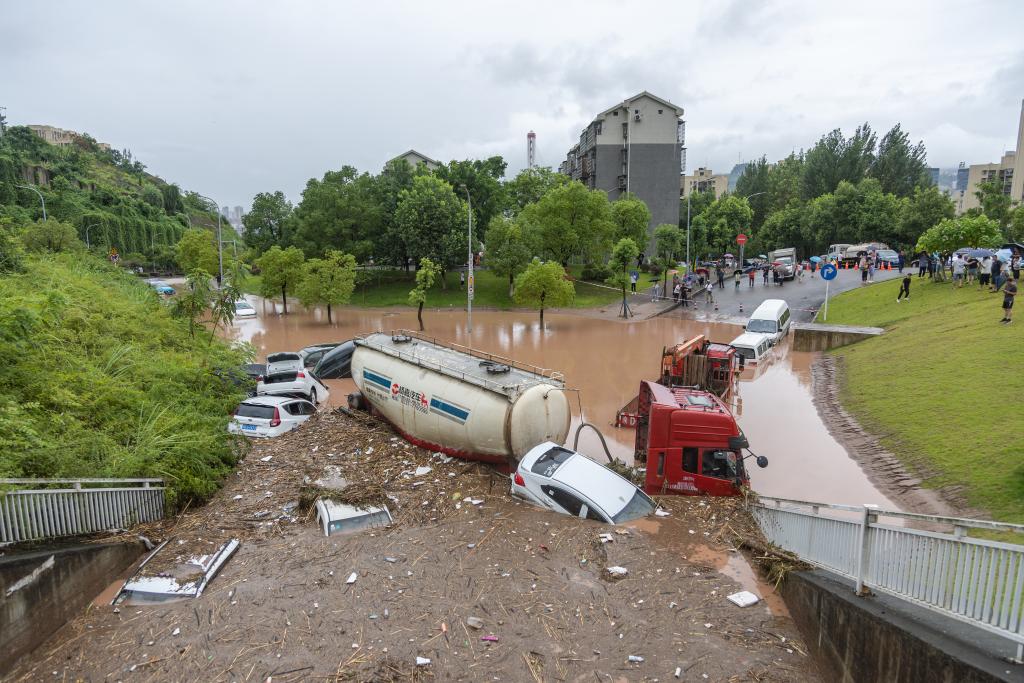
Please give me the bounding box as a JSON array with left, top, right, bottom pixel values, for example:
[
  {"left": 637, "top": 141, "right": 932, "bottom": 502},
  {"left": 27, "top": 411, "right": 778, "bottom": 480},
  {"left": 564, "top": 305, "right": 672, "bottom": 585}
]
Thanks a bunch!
[
  {"left": 511, "top": 442, "right": 657, "bottom": 524},
  {"left": 729, "top": 332, "right": 774, "bottom": 364},
  {"left": 234, "top": 300, "right": 257, "bottom": 318},
  {"left": 256, "top": 352, "right": 330, "bottom": 405},
  {"left": 228, "top": 395, "right": 317, "bottom": 438}
]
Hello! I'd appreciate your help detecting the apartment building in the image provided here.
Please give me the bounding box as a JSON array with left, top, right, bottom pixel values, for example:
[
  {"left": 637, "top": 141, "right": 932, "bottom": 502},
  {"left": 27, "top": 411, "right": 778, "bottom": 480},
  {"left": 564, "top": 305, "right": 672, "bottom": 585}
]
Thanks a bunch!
[
  {"left": 558, "top": 91, "right": 685, "bottom": 249},
  {"left": 681, "top": 167, "right": 729, "bottom": 198},
  {"left": 956, "top": 99, "right": 1024, "bottom": 213},
  {"left": 27, "top": 124, "right": 111, "bottom": 151},
  {"left": 389, "top": 149, "right": 439, "bottom": 171}
]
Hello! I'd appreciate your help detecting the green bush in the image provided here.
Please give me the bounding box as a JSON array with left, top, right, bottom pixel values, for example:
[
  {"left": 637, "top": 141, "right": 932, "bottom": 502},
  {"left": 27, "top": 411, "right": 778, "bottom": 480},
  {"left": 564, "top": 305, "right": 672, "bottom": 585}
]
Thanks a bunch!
[
  {"left": 580, "top": 263, "right": 614, "bottom": 281},
  {"left": 0, "top": 255, "right": 250, "bottom": 508}
]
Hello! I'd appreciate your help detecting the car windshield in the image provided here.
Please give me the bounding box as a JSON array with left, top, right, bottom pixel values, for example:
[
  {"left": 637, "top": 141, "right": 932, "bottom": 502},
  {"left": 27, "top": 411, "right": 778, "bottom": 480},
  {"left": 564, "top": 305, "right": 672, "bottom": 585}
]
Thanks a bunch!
[
  {"left": 530, "top": 446, "right": 575, "bottom": 477},
  {"left": 236, "top": 301, "right": 253, "bottom": 309},
  {"left": 611, "top": 489, "right": 657, "bottom": 523},
  {"left": 747, "top": 319, "right": 777, "bottom": 334},
  {"left": 236, "top": 403, "right": 276, "bottom": 419},
  {"left": 776, "top": 257, "right": 792, "bottom": 264}
]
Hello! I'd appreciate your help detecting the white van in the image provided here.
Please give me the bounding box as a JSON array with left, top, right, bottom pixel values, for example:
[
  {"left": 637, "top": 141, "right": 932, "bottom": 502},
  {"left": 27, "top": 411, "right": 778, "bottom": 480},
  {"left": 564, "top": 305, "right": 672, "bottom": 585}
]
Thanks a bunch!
[
  {"left": 745, "top": 299, "right": 791, "bottom": 344},
  {"left": 730, "top": 332, "right": 774, "bottom": 364}
]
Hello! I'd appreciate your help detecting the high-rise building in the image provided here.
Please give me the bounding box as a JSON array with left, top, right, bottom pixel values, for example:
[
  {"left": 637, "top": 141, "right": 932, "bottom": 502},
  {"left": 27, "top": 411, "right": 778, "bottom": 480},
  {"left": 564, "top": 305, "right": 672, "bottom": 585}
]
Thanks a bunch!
[
  {"left": 558, "top": 91, "right": 684, "bottom": 250},
  {"left": 681, "top": 168, "right": 729, "bottom": 198},
  {"left": 956, "top": 99, "right": 1024, "bottom": 213}
]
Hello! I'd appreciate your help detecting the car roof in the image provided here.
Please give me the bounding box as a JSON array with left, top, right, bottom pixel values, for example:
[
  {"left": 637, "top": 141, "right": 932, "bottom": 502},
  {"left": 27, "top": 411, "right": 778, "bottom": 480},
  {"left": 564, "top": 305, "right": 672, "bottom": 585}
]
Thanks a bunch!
[
  {"left": 750, "top": 299, "right": 789, "bottom": 318},
  {"left": 241, "top": 395, "right": 305, "bottom": 407},
  {"left": 550, "top": 452, "right": 642, "bottom": 515},
  {"left": 730, "top": 332, "right": 773, "bottom": 348}
]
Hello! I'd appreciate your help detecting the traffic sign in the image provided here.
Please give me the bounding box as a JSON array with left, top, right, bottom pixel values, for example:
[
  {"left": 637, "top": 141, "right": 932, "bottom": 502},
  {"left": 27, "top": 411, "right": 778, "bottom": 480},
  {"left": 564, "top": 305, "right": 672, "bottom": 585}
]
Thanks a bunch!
[
  {"left": 820, "top": 263, "right": 837, "bottom": 281},
  {"left": 467, "top": 274, "right": 474, "bottom": 300},
  {"left": 736, "top": 233, "right": 747, "bottom": 246}
]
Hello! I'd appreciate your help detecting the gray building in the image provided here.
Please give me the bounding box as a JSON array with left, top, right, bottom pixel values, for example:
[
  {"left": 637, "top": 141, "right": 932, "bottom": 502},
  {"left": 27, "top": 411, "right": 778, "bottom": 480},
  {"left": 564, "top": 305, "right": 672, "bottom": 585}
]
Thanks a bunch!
[{"left": 559, "top": 92, "right": 685, "bottom": 251}]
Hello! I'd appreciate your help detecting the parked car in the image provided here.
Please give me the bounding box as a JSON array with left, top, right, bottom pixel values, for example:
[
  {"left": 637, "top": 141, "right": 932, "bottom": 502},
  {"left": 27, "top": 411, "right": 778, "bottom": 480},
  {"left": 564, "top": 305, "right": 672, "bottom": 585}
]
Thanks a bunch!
[
  {"left": 729, "top": 332, "right": 774, "bottom": 364},
  {"left": 510, "top": 442, "right": 657, "bottom": 524},
  {"left": 299, "top": 342, "right": 343, "bottom": 369},
  {"left": 234, "top": 300, "right": 257, "bottom": 318},
  {"left": 256, "top": 352, "right": 330, "bottom": 404},
  {"left": 228, "top": 395, "right": 317, "bottom": 438},
  {"left": 875, "top": 249, "right": 899, "bottom": 265},
  {"left": 745, "top": 299, "right": 791, "bottom": 344},
  {"left": 147, "top": 279, "right": 175, "bottom": 295},
  {"left": 312, "top": 341, "right": 356, "bottom": 379}
]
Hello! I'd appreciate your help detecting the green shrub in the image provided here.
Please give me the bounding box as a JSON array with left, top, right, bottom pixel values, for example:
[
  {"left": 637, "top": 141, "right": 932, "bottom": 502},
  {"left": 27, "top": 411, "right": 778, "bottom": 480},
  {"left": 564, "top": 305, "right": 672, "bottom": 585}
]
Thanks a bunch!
[{"left": 580, "top": 263, "right": 614, "bottom": 281}]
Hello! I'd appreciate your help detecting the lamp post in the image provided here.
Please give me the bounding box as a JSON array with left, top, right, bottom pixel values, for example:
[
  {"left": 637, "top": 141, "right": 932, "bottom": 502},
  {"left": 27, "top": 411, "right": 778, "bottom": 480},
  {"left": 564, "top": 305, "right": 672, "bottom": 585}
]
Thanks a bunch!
[
  {"left": 460, "top": 186, "right": 473, "bottom": 336},
  {"left": 84, "top": 223, "right": 98, "bottom": 250},
  {"left": 195, "top": 193, "right": 223, "bottom": 286},
  {"left": 17, "top": 184, "right": 46, "bottom": 221}
]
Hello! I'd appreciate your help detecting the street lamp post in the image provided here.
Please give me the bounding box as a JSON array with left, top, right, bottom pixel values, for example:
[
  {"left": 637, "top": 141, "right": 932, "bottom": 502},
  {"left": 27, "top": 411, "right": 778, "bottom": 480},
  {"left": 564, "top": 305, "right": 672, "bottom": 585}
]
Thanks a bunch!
[
  {"left": 17, "top": 184, "right": 46, "bottom": 221},
  {"left": 461, "top": 186, "right": 473, "bottom": 337},
  {"left": 84, "top": 223, "right": 98, "bottom": 250},
  {"left": 196, "top": 194, "right": 223, "bottom": 285}
]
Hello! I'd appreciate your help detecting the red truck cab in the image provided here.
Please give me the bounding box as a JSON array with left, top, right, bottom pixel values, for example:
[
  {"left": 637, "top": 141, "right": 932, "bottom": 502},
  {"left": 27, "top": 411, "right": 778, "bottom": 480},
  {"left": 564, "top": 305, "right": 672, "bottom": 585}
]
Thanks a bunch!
[{"left": 634, "top": 381, "right": 758, "bottom": 496}]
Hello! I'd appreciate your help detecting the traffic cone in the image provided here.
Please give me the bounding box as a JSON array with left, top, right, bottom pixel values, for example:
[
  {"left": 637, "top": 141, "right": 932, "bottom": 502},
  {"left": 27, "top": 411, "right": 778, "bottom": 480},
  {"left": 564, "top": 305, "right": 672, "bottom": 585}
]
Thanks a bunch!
[{"left": 739, "top": 302, "right": 744, "bottom": 313}]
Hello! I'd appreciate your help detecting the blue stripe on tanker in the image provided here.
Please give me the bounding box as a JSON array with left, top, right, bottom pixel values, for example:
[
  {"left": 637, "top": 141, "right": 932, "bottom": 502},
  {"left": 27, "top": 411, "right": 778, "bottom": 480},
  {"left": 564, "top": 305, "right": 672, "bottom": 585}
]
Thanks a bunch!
[
  {"left": 363, "top": 368, "right": 392, "bottom": 390},
  {"left": 429, "top": 397, "right": 470, "bottom": 423}
]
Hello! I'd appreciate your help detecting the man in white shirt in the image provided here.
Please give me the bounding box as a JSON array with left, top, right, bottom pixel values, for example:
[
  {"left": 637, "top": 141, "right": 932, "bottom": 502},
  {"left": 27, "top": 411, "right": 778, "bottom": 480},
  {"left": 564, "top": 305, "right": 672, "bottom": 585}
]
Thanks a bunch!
[{"left": 952, "top": 254, "right": 965, "bottom": 288}]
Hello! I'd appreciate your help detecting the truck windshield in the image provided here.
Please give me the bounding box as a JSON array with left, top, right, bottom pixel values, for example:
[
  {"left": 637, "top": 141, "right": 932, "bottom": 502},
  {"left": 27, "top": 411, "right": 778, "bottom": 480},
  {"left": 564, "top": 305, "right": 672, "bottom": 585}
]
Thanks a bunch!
[
  {"left": 701, "top": 450, "right": 739, "bottom": 480},
  {"left": 747, "top": 319, "right": 777, "bottom": 334}
]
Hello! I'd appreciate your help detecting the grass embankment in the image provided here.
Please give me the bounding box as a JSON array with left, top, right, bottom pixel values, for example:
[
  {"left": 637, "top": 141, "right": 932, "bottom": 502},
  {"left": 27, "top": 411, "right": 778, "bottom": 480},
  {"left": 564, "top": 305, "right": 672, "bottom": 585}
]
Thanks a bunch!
[
  {"left": 818, "top": 277, "right": 1022, "bottom": 522},
  {"left": 0, "top": 256, "right": 248, "bottom": 507},
  {"left": 242, "top": 267, "right": 663, "bottom": 309}
]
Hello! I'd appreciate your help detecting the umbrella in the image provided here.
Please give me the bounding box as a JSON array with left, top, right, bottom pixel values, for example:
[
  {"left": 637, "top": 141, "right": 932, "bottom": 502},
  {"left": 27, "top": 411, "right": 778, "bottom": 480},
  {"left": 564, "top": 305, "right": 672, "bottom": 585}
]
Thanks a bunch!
[
  {"left": 810, "top": 256, "right": 822, "bottom": 263},
  {"left": 967, "top": 248, "right": 993, "bottom": 258},
  {"left": 758, "top": 254, "right": 767, "bottom": 259},
  {"left": 954, "top": 247, "right": 971, "bottom": 255},
  {"left": 723, "top": 253, "right": 735, "bottom": 258}
]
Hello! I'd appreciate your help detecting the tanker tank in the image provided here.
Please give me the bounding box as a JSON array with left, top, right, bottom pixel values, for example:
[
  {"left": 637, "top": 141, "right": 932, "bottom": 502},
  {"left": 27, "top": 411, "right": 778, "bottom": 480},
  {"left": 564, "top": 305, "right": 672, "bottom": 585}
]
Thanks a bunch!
[{"left": 351, "top": 331, "right": 571, "bottom": 465}]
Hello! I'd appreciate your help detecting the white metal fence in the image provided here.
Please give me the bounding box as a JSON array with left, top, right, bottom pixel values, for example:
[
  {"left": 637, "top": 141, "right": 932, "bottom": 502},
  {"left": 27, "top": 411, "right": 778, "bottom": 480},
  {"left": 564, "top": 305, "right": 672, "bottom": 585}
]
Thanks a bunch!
[
  {"left": 752, "top": 496, "right": 1024, "bottom": 658},
  {"left": 0, "top": 478, "right": 165, "bottom": 545}
]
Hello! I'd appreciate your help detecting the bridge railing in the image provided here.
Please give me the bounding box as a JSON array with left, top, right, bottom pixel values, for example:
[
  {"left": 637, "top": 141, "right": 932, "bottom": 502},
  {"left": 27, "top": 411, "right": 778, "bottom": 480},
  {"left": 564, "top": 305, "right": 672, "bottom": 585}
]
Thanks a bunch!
[
  {"left": 751, "top": 495, "right": 1024, "bottom": 659},
  {"left": 0, "top": 478, "right": 165, "bottom": 545}
]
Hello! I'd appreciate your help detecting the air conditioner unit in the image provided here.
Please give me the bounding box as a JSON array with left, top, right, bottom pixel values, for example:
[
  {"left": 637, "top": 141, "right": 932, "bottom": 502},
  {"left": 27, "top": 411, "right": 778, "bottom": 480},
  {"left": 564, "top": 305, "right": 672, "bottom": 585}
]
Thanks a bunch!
[{"left": 634, "top": 113, "right": 642, "bottom": 122}]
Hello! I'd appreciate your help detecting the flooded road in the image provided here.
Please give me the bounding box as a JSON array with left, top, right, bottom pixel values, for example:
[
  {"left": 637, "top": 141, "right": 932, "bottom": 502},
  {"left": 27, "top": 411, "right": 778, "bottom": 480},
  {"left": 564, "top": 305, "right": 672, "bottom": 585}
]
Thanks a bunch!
[{"left": 228, "top": 296, "right": 897, "bottom": 509}]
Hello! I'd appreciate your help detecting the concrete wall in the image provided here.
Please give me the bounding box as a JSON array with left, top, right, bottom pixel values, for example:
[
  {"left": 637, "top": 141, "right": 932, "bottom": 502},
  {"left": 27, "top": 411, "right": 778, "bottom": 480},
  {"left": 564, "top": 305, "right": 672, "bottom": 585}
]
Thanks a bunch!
[
  {"left": 0, "top": 541, "right": 144, "bottom": 675},
  {"left": 782, "top": 570, "right": 1017, "bottom": 683},
  {"left": 792, "top": 323, "right": 883, "bottom": 352}
]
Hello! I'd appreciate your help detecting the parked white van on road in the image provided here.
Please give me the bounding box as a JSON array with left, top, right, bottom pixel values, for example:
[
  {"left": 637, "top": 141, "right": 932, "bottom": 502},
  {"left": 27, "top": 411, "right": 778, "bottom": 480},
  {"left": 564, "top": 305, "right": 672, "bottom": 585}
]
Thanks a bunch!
[
  {"left": 745, "top": 299, "right": 791, "bottom": 344},
  {"left": 730, "top": 332, "right": 774, "bottom": 364}
]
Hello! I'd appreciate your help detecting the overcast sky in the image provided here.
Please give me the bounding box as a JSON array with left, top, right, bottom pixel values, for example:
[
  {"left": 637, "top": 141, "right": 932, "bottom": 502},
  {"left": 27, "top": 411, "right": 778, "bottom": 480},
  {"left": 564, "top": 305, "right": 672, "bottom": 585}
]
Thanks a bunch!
[{"left": 4, "top": 0, "right": 1023, "bottom": 209}]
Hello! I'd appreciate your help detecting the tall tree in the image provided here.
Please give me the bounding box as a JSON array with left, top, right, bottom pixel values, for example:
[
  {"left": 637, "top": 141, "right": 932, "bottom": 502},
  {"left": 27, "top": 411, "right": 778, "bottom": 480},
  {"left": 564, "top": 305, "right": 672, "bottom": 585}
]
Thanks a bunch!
[
  {"left": 295, "top": 250, "right": 357, "bottom": 324},
  {"left": 974, "top": 180, "right": 1013, "bottom": 229},
  {"left": 21, "top": 218, "right": 81, "bottom": 253},
  {"left": 373, "top": 159, "right": 419, "bottom": 269},
  {"left": 407, "top": 257, "right": 440, "bottom": 331},
  {"left": 735, "top": 156, "right": 772, "bottom": 230},
  {"left": 504, "top": 167, "right": 568, "bottom": 215},
  {"left": 653, "top": 224, "right": 682, "bottom": 294},
  {"left": 255, "top": 245, "right": 305, "bottom": 314},
  {"left": 610, "top": 194, "right": 651, "bottom": 249},
  {"left": 243, "top": 191, "right": 293, "bottom": 255},
  {"left": 513, "top": 258, "right": 574, "bottom": 328},
  {"left": 175, "top": 228, "right": 218, "bottom": 274},
  {"left": 869, "top": 124, "right": 930, "bottom": 197},
  {"left": 519, "top": 181, "right": 614, "bottom": 266},
  {"left": 900, "top": 185, "right": 955, "bottom": 248},
  {"left": 698, "top": 195, "right": 753, "bottom": 255},
  {"left": 802, "top": 124, "right": 876, "bottom": 200},
  {"left": 484, "top": 216, "right": 532, "bottom": 296},
  {"left": 394, "top": 175, "right": 468, "bottom": 284},
  {"left": 433, "top": 156, "right": 508, "bottom": 230},
  {"left": 290, "top": 168, "right": 381, "bottom": 260},
  {"left": 916, "top": 215, "right": 1001, "bottom": 254}
]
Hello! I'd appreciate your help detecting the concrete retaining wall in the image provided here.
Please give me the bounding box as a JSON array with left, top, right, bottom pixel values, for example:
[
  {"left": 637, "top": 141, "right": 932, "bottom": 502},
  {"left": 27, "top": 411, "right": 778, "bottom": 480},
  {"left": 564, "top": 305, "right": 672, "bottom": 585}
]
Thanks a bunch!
[
  {"left": 782, "top": 569, "right": 1019, "bottom": 683},
  {"left": 0, "top": 541, "right": 144, "bottom": 676},
  {"left": 792, "top": 323, "right": 884, "bottom": 352}
]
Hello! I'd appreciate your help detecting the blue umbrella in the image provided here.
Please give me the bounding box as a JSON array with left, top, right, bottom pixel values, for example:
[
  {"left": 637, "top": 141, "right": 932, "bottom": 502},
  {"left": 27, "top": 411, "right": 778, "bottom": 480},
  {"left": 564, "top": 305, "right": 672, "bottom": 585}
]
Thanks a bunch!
[
  {"left": 968, "top": 248, "right": 993, "bottom": 258},
  {"left": 810, "top": 256, "right": 822, "bottom": 263}
]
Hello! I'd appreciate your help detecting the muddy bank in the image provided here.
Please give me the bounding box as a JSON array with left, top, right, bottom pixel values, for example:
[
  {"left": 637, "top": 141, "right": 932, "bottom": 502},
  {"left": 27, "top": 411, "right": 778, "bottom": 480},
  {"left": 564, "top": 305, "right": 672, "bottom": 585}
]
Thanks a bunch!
[
  {"left": 8, "top": 410, "right": 816, "bottom": 682},
  {"left": 810, "top": 356, "right": 971, "bottom": 517}
]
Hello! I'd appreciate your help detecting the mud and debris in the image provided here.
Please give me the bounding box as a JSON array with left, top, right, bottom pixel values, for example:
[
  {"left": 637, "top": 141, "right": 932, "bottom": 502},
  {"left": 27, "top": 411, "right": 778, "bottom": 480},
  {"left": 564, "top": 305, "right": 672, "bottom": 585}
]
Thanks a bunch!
[{"left": 9, "top": 410, "right": 817, "bottom": 682}]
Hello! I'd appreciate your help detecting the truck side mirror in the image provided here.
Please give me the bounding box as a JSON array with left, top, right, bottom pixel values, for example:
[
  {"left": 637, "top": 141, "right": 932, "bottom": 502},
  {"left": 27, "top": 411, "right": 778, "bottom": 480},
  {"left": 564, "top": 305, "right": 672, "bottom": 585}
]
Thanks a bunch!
[{"left": 756, "top": 456, "right": 769, "bottom": 468}]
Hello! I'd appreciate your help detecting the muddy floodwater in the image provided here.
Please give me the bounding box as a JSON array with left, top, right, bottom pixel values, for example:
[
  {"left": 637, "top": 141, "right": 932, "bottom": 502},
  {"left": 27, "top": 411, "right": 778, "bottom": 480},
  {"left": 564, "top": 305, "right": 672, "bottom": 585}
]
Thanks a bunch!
[{"left": 229, "top": 296, "right": 898, "bottom": 509}]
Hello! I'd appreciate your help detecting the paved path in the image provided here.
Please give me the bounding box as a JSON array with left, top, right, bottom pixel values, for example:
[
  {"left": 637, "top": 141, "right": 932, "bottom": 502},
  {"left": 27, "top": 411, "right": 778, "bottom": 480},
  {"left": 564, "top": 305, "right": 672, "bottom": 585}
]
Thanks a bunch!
[{"left": 626, "top": 264, "right": 905, "bottom": 323}]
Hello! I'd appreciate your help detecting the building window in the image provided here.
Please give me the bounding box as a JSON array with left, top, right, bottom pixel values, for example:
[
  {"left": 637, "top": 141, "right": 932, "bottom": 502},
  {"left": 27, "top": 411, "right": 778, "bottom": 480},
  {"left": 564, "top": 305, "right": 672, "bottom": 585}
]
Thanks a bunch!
[
  {"left": 658, "top": 109, "right": 663, "bottom": 114},
  {"left": 595, "top": 121, "right": 602, "bottom": 135},
  {"left": 613, "top": 111, "right": 618, "bottom": 116}
]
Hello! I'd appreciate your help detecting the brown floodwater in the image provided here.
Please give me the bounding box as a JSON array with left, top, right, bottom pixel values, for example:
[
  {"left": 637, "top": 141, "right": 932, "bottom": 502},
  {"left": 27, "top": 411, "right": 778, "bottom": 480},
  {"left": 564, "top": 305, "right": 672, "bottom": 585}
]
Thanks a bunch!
[{"left": 227, "top": 296, "right": 898, "bottom": 509}]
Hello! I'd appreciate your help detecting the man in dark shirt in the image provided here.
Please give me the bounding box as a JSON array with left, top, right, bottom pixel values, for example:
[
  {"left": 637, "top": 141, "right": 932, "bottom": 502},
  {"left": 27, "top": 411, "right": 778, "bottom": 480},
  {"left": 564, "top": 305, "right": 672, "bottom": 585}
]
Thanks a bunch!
[
  {"left": 1001, "top": 277, "right": 1017, "bottom": 324},
  {"left": 992, "top": 257, "right": 1004, "bottom": 293}
]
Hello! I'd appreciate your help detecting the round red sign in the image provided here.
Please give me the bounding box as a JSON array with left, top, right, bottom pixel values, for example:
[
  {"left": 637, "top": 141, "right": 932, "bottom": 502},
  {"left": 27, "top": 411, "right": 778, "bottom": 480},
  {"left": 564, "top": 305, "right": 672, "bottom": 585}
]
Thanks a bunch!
[{"left": 736, "top": 233, "right": 748, "bottom": 245}]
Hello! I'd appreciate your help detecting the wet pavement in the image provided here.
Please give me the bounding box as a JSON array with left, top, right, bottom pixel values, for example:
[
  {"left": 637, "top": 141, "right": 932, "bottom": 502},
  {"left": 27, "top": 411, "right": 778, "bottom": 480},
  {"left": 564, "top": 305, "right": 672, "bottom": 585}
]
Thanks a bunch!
[{"left": 228, "top": 301, "right": 897, "bottom": 509}]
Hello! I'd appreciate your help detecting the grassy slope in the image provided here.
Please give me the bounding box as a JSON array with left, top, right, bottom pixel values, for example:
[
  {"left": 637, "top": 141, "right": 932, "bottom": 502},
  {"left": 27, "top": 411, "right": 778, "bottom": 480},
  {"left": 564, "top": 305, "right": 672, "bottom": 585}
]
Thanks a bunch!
[
  {"left": 818, "top": 277, "right": 1023, "bottom": 522},
  {"left": 243, "top": 267, "right": 663, "bottom": 309}
]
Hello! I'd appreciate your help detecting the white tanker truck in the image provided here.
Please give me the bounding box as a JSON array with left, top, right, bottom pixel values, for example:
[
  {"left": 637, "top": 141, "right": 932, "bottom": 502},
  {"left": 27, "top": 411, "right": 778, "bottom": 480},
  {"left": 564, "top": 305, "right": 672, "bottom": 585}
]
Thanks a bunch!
[{"left": 351, "top": 331, "right": 571, "bottom": 466}]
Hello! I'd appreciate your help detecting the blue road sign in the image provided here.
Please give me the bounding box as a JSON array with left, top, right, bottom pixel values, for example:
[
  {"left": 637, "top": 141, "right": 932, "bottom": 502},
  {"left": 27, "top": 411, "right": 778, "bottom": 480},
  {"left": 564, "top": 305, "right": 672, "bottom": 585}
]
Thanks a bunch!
[{"left": 820, "top": 263, "right": 837, "bottom": 281}]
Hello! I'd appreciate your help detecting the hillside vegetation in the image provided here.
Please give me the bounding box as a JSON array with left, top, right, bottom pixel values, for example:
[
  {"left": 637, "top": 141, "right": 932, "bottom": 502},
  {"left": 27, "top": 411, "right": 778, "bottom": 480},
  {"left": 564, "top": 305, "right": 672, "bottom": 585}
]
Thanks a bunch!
[
  {"left": 0, "top": 255, "right": 249, "bottom": 506},
  {"left": 819, "top": 278, "right": 1022, "bottom": 522}
]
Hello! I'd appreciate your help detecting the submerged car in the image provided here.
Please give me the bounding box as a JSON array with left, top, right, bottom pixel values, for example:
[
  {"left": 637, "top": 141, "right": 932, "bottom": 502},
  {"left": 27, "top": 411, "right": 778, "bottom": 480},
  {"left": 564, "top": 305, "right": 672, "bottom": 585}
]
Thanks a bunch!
[
  {"left": 228, "top": 395, "right": 317, "bottom": 438},
  {"left": 256, "top": 352, "right": 330, "bottom": 404},
  {"left": 511, "top": 442, "right": 657, "bottom": 524},
  {"left": 298, "top": 342, "right": 343, "bottom": 369},
  {"left": 147, "top": 279, "right": 175, "bottom": 295},
  {"left": 312, "top": 341, "right": 355, "bottom": 379},
  {"left": 234, "top": 299, "right": 257, "bottom": 318}
]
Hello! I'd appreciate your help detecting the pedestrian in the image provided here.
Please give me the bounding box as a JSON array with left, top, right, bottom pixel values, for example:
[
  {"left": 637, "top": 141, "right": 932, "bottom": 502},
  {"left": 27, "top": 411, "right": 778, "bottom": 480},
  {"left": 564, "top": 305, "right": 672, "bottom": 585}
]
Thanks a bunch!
[
  {"left": 734, "top": 270, "right": 741, "bottom": 290},
  {"left": 716, "top": 266, "right": 725, "bottom": 289},
  {"left": 636, "top": 252, "right": 645, "bottom": 269},
  {"left": 681, "top": 283, "right": 690, "bottom": 308},
  {"left": 979, "top": 256, "right": 992, "bottom": 288},
  {"left": 459, "top": 271, "right": 465, "bottom": 288},
  {"left": 1000, "top": 276, "right": 1016, "bottom": 324},
  {"left": 704, "top": 281, "right": 715, "bottom": 305},
  {"left": 896, "top": 272, "right": 911, "bottom": 302},
  {"left": 967, "top": 256, "right": 979, "bottom": 285},
  {"left": 952, "top": 254, "right": 965, "bottom": 288},
  {"left": 672, "top": 282, "right": 681, "bottom": 303},
  {"left": 991, "top": 256, "right": 1004, "bottom": 292},
  {"left": 748, "top": 268, "right": 755, "bottom": 288},
  {"left": 630, "top": 270, "right": 639, "bottom": 293},
  {"left": 1011, "top": 251, "right": 1021, "bottom": 280},
  {"left": 860, "top": 255, "right": 869, "bottom": 284},
  {"left": 918, "top": 252, "right": 929, "bottom": 278},
  {"left": 762, "top": 265, "right": 769, "bottom": 285},
  {"left": 898, "top": 249, "right": 906, "bottom": 273}
]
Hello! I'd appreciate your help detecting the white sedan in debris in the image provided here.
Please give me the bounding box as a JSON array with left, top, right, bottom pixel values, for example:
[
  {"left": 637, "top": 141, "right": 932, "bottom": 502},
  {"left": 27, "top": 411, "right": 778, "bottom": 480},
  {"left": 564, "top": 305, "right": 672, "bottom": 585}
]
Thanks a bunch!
[
  {"left": 228, "top": 395, "right": 317, "bottom": 438},
  {"left": 511, "top": 442, "right": 657, "bottom": 524},
  {"left": 256, "top": 352, "right": 330, "bottom": 405}
]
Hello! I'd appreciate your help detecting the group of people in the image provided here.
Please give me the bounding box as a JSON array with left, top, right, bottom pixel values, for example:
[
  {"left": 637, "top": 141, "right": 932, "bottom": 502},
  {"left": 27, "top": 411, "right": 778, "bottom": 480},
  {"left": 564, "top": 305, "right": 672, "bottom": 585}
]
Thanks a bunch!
[{"left": 898, "top": 248, "right": 1021, "bottom": 325}]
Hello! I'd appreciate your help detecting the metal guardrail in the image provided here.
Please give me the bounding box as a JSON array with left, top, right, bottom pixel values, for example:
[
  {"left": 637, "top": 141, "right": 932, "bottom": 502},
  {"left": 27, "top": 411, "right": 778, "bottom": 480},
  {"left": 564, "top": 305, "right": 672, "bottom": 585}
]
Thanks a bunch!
[
  {"left": 0, "top": 478, "right": 165, "bottom": 545},
  {"left": 751, "top": 496, "right": 1024, "bottom": 659}
]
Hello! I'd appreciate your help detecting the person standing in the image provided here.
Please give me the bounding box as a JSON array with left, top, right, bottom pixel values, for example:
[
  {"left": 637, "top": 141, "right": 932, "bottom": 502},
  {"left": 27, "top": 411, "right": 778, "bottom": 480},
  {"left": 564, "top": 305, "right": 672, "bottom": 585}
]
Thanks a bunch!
[
  {"left": 629, "top": 270, "right": 639, "bottom": 293},
  {"left": 898, "top": 249, "right": 906, "bottom": 273},
  {"left": 860, "top": 255, "right": 869, "bottom": 284},
  {"left": 918, "top": 252, "right": 929, "bottom": 278},
  {"left": 704, "top": 281, "right": 715, "bottom": 305},
  {"left": 897, "top": 272, "right": 911, "bottom": 302},
  {"left": 991, "top": 256, "right": 1004, "bottom": 292},
  {"left": 979, "top": 256, "right": 991, "bottom": 288},
  {"left": 762, "top": 265, "right": 769, "bottom": 285},
  {"left": 716, "top": 265, "right": 725, "bottom": 289},
  {"left": 748, "top": 267, "right": 756, "bottom": 288},
  {"left": 1001, "top": 276, "right": 1016, "bottom": 324},
  {"left": 1011, "top": 251, "right": 1021, "bottom": 280},
  {"left": 952, "top": 254, "right": 965, "bottom": 288},
  {"left": 734, "top": 270, "right": 741, "bottom": 290},
  {"left": 459, "top": 271, "right": 465, "bottom": 288}
]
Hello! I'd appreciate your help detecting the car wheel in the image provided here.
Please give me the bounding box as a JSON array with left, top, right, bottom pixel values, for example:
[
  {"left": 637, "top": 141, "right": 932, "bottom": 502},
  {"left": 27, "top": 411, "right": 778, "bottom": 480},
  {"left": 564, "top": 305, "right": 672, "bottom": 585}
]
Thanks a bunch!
[{"left": 309, "top": 387, "right": 318, "bottom": 405}]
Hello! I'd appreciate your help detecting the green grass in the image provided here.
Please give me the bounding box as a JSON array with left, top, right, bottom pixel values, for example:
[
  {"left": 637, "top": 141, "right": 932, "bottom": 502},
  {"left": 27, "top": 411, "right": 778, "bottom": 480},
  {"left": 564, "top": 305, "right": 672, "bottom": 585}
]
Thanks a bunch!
[{"left": 819, "top": 277, "right": 1023, "bottom": 523}]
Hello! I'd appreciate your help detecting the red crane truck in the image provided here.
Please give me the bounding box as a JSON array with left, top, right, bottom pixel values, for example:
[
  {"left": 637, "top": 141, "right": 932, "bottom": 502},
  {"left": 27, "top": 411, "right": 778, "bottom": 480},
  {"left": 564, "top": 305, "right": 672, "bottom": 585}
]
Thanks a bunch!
[{"left": 632, "top": 380, "right": 767, "bottom": 496}]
